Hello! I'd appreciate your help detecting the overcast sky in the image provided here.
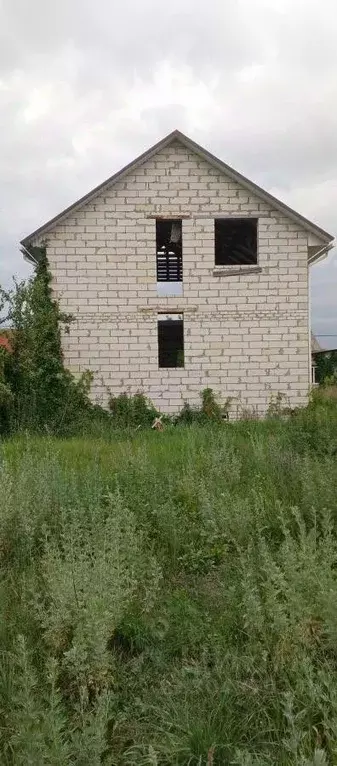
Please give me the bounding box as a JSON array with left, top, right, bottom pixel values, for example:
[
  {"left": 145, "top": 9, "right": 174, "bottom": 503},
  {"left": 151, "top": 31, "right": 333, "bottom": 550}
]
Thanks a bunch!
[{"left": 1, "top": 0, "right": 336, "bottom": 346}]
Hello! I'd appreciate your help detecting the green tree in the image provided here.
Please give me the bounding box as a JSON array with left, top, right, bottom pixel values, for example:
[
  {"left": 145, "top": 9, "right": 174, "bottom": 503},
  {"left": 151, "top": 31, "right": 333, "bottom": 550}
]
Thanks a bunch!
[
  {"left": 0, "top": 246, "right": 93, "bottom": 433},
  {"left": 315, "top": 351, "right": 337, "bottom": 384}
]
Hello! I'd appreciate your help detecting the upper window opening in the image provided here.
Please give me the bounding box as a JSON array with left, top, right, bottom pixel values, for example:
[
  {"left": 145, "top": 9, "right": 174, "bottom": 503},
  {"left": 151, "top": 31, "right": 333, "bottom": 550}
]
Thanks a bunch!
[
  {"left": 215, "top": 218, "right": 258, "bottom": 266},
  {"left": 156, "top": 219, "right": 182, "bottom": 282},
  {"left": 158, "top": 313, "right": 184, "bottom": 368}
]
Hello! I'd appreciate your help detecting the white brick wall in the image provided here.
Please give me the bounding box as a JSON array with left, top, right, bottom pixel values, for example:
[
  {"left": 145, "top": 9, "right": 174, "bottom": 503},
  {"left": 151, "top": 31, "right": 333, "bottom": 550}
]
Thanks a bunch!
[{"left": 32, "top": 139, "right": 316, "bottom": 416}]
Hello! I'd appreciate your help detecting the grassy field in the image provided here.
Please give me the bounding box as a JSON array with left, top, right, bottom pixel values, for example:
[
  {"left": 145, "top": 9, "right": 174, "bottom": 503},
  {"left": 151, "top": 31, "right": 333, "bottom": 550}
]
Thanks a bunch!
[{"left": 1, "top": 400, "right": 337, "bottom": 765}]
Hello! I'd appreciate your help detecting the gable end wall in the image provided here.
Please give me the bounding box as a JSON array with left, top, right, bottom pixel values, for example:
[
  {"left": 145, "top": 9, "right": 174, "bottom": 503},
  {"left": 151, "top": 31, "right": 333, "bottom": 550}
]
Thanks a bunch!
[{"left": 33, "top": 140, "right": 311, "bottom": 416}]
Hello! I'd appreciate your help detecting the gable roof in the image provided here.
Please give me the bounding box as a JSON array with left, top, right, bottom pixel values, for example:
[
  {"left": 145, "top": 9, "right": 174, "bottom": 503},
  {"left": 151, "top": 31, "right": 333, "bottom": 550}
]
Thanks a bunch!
[{"left": 20, "top": 129, "right": 334, "bottom": 252}]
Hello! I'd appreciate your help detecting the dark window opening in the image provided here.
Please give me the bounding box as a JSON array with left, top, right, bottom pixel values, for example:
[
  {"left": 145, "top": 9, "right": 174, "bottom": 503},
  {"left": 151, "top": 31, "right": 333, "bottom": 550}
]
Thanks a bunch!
[
  {"left": 215, "top": 218, "right": 258, "bottom": 266},
  {"left": 158, "top": 314, "right": 184, "bottom": 368},
  {"left": 156, "top": 219, "right": 182, "bottom": 282}
]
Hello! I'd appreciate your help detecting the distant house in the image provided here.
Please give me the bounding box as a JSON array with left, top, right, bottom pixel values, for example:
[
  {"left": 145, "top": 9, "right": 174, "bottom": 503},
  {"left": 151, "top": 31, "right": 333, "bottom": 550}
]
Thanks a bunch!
[
  {"left": 20, "top": 130, "right": 334, "bottom": 416},
  {"left": 311, "top": 333, "right": 322, "bottom": 384},
  {"left": 311, "top": 332, "right": 322, "bottom": 354},
  {"left": 0, "top": 331, "right": 12, "bottom": 353},
  {"left": 311, "top": 335, "right": 337, "bottom": 384}
]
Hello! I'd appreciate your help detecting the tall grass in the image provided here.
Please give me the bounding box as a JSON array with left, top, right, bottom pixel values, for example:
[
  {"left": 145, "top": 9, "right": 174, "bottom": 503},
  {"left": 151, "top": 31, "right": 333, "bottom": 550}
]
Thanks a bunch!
[{"left": 1, "top": 398, "right": 337, "bottom": 764}]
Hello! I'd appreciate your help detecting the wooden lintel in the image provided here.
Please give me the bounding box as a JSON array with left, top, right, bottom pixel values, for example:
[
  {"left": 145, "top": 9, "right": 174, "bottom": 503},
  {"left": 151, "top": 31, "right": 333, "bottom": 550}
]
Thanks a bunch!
[{"left": 146, "top": 214, "right": 191, "bottom": 219}]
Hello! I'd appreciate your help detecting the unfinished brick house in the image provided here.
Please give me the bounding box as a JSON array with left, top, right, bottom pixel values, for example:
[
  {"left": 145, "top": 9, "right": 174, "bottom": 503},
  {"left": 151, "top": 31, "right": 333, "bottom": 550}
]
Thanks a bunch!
[{"left": 20, "top": 130, "right": 334, "bottom": 416}]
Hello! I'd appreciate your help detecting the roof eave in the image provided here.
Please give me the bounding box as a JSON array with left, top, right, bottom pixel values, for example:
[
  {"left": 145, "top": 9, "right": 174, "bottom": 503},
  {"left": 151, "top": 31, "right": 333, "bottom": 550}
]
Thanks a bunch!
[
  {"left": 20, "top": 245, "right": 40, "bottom": 265},
  {"left": 308, "top": 241, "right": 335, "bottom": 265}
]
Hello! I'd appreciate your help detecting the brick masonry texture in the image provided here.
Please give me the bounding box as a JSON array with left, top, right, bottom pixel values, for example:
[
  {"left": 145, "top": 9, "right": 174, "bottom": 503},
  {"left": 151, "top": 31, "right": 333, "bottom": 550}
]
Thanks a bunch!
[{"left": 32, "top": 139, "right": 319, "bottom": 416}]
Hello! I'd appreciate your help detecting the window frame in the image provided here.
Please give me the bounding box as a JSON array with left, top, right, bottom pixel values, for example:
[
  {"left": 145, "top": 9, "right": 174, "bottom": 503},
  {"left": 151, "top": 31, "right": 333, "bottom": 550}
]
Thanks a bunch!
[
  {"left": 156, "top": 218, "right": 183, "bottom": 283},
  {"left": 157, "top": 312, "right": 184, "bottom": 369},
  {"left": 214, "top": 217, "right": 259, "bottom": 268}
]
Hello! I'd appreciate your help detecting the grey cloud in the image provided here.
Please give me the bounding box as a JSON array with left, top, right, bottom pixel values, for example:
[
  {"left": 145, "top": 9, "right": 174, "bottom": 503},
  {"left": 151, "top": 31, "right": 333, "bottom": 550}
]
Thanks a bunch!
[{"left": 0, "top": 0, "right": 259, "bottom": 75}]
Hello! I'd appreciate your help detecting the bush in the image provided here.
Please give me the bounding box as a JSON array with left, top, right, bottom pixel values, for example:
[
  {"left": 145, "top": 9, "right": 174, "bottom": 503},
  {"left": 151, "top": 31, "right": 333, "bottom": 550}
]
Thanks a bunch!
[
  {"left": 175, "top": 388, "right": 229, "bottom": 425},
  {"left": 108, "top": 391, "right": 159, "bottom": 428}
]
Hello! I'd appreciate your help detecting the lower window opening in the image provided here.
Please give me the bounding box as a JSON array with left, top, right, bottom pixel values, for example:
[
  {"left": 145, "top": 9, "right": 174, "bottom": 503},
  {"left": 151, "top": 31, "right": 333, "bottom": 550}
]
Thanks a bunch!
[
  {"left": 158, "top": 313, "right": 184, "bottom": 368},
  {"left": 215, "top": 218, "right": 258, "bottom": 266}
]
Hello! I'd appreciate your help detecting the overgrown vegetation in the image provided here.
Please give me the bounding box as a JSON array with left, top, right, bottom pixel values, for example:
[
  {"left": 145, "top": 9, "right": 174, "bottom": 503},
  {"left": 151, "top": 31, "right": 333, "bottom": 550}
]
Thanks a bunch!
[
  {"left": 174, "top": 388, "right": 231, "bottom": 425},
  {"left": 2, "top": 254, "right": 337, "bottom": 762},
  {"left": 108, "top": 391, "right": 160, "bottom": 428},
  {"left": 1, "top": 399, "right": 337, "bottom": 764}
]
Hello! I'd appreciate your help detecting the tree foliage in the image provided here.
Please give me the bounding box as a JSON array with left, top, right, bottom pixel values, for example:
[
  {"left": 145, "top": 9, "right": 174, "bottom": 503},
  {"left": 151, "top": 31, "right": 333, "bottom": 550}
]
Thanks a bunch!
[
  {"left": 0, "top": 247, "right": 93, "bottom": 434},
  {"left": 315, "top": 351, "right": 337, "bottom": 384}
]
